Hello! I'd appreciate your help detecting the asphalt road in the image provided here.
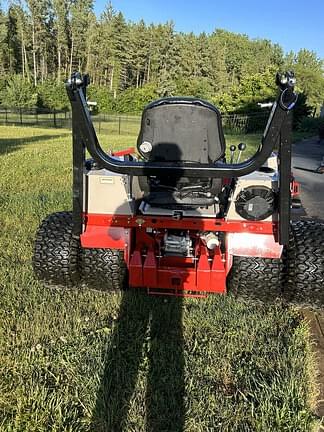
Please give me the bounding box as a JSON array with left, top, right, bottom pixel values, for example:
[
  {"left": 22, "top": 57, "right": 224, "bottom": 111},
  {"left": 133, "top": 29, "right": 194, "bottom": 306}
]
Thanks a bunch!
[
  {"left": 292, "top": 137, "right": 324, "bottom": 220},
  {"left": 292, "top": 137, "right": 324, "bottom": 422}
]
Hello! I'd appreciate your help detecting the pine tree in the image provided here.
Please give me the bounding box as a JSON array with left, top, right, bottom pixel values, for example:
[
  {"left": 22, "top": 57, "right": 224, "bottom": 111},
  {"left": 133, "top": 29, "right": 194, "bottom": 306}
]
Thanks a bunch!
[
  {"left": 6, "top": 6, "right": 21, "bottom": 74},
  {"left": 0, "top": 4, "right": 8, "bottom": 74},
  {"left": 70, "top": 0, "right": 93, "bottom": 74},
  {"left": 0, "top": 1, "right": 321, "bottom": 113},
  {"left": 26, "top": 0, "right": 53, "bottom": 84},
  {"left": 53, "top": 0, "right": 70, "bottom": 82}
]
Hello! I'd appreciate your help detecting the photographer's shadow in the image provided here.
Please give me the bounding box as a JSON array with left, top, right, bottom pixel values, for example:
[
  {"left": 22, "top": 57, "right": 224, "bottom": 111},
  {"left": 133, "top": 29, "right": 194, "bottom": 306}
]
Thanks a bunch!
[
  {"left": 91, "top": 291, "right": 185, "bottom": 432},
  {"left": 92, "top": 143, "right": 188, "bottom": 431}
]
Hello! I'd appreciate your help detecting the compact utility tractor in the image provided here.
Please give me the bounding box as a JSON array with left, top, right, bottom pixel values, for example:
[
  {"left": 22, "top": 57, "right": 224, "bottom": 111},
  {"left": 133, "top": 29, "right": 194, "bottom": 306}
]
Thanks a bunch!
[{"left": 33, "top": 72, "right": 324, "bottom": 304}]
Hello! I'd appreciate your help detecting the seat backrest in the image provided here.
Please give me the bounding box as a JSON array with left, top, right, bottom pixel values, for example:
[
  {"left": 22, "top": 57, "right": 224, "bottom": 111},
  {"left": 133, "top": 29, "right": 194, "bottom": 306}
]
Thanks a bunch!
[{"left": 137, "top": 97, "right": 225, "bottom": 164}]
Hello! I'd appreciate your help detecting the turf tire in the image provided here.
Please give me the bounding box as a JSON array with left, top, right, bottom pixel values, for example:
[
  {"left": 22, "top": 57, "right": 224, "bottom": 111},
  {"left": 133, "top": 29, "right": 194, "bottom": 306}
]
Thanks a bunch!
[
  {"left": 81, "top": 248, "right": 127, "bottom": 291},
  {"left": 284, "top": 220, "right": 324, "bottom": 308},
  {"left": 228, "top": 256, "right": 284, "bottom": 303},
  {"left": 33, "top": 211, "right": 80, "bottom": 287}
]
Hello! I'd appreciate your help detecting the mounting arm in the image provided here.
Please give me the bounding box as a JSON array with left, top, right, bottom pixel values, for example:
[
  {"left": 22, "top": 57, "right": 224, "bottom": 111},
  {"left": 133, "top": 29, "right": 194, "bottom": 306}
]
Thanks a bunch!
[{"left": 66, "top": 72, "right": 297, "bottom": 179}]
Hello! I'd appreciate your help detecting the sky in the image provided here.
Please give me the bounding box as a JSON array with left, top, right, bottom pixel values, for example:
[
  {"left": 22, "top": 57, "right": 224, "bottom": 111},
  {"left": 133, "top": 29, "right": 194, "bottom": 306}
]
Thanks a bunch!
[{"left": 94, "top": 0, "right": 324, "bottom": 59}]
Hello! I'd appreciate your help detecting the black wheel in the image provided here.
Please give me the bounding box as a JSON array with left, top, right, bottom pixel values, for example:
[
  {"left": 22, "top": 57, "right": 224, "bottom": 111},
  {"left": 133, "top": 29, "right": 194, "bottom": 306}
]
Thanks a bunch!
[
  {"left": 33, "top": 211, "right": 80, "bottom": 287},
  {"left": 284, "top": 220, "right": 324, "bottom": 308},
  {"left": 81, "top": 248, "right": 127, "bottom": 291},
  {"left": 228, "top": 256, "right": 284, "bottom": 303}
]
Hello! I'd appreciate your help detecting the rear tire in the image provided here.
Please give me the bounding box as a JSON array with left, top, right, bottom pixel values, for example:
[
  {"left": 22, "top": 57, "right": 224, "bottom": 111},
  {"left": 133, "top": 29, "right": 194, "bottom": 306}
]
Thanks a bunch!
[
  {"left": 285, "top": 220, "right": 324, "bottom": 308},
  {"left": 81, "top": 248, "right": 127, "bottom": 291},
  {"left": 33, "top": 211, "right": 80, "bottom": 287},
  {"left": 228, "top": 256, "right": 284, "bottom": 303}
]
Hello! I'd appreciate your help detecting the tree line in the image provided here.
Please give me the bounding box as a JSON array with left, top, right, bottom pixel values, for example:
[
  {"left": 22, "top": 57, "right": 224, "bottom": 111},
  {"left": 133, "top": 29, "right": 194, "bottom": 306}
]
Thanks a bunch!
[{"left": 0, "top": 1, "right": 323, "bottom": 115}]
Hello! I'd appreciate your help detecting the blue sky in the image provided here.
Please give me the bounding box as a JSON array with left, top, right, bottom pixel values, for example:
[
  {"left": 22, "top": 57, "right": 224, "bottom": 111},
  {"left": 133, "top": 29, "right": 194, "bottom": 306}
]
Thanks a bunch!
[{"left": 94, "top": 0, "right": 324, "bottom": 58}]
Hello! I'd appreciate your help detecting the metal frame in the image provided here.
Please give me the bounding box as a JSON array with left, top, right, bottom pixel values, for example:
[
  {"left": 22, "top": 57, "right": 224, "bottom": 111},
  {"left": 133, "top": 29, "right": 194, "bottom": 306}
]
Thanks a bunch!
[
  {"left": 66, "top": 72, "right": 297, "bottom": 253},
  {"left": 278, "top": 111, "right": 293, "bottom": 244},
  {"left": 66, "top": 76, "right": 296, "bottom": 179}
]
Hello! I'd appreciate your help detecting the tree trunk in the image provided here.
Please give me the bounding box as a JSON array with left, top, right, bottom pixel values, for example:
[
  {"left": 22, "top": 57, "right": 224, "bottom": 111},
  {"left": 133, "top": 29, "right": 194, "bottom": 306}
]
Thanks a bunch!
[
  {"left": 41, "top": 54, "right": 45, "bottom": 84},
  {"left": 21, "top": 30, "right": 25, "bottom": 79},
  {"left": 136, "top": 69, "right": 139, "bottom": 88},
  {"left": 57, "top": 45, "right": 61, "bottom": 83},
  {"left": 147, "top": 56, "right": 151, "bottom": 83},
  {"left": 86, "top": 44, "right": 91, "bottom": 75},
  {"left": 32, "top": 22, "right": 37, "bottom": 86},
  {"left": 69, "top": 37, "right": 74, "bottom": 77},
  {"left": 110, "top": 64, "right": 114, "bottom": 92},
  {"left": 23, "top": 44, "right": 30, "bottom": 82},
  {"left": 64, "top": 47, "right": 69, "bottom": 78}
]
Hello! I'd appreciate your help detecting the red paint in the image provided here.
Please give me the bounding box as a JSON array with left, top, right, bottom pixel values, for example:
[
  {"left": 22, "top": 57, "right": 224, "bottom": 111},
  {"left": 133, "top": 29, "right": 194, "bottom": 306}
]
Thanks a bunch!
[
  {"left": 83, "top": 213, "right": 277, "bottom": 235},
  {"left": 143, "top": 250, "right": 157, "bottom": 287},
  {"left": 197, "top": 252, "right": 211, "bottom": 291},
  {"left": 111, "top": 147, "right": 135, "bottom": 157},
  {"left": 81, "top": 226, "right": 127, "bottom": 249},
  {"left": 291, "top": 178, "right": 300, "bottom": 197},
  {"left": 155, "top": 267, "right": 197, "bottom": 291},
  {"left": 227, "top": 232, "right": 283, "bottom": 259},
  {"left": 129, "top": 251, "right": 143, "bottom": 287},
  {"left": 127, "top": 246, "right": 226, "bottom": 294},
  {"left": 211, "top": 248, "right": 227, "bottom": 293},
  {"left": 147, "top": 288, "right": 207, "bottom": 298},
  {"left": 80, "top": 211, "right": 284, "bottom": 295}
]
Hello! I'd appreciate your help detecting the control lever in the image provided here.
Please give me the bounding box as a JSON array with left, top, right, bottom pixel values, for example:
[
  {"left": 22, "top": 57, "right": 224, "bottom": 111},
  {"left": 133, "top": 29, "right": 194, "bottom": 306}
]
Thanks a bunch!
[
  {"left": 237, "top": 142, "right": 246, "bottom": 163},
  {"left": 229, "top": 145, "right": 236, "bottom": 164}
]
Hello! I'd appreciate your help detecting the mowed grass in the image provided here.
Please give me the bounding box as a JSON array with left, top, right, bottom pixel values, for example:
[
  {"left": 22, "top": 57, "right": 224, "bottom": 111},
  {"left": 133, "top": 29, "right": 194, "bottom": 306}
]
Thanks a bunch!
[{"left": 0, "top": 125, "right": 319, "bottom": 431}]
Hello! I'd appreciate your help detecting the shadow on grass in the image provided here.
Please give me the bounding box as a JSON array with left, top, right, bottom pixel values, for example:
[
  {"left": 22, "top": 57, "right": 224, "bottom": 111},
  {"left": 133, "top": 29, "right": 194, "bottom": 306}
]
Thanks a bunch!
[
  {"left": 91, "top": 291, "right": 185, "bottom": 432},
  {"left": 0, "top": 133, "right": 69, "bottom": 155}
]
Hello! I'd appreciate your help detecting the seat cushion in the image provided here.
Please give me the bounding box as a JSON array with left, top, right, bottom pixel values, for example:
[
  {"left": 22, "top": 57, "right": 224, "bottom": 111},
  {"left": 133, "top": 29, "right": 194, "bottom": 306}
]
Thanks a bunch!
[{"left": 137, "top": 97, "right": 225, "bottom": 164}]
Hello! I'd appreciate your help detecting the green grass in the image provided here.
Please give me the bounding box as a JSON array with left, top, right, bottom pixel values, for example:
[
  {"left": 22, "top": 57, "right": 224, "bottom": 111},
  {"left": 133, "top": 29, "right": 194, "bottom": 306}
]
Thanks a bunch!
[{"left": 0, "top": 125, "right": 319, "bottom": 431}]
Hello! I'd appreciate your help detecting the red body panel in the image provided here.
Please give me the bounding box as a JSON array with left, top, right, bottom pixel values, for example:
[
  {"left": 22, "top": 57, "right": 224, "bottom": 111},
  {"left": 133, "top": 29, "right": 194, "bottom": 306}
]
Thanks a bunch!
[
  {"left": 128, "top": 245, "right": 226, "bottom": 293},
  {"left": 81, "top": 226, "right": 127, "bottom": 249},
  {"left": 83, "top": 213, "right": 278, "bottom": 235},
  {"left": 227, "top": 232, "right": 283, "bottom": 259},
  {"left": 80, "top": 212, "right": 279, "bottom": 294}
]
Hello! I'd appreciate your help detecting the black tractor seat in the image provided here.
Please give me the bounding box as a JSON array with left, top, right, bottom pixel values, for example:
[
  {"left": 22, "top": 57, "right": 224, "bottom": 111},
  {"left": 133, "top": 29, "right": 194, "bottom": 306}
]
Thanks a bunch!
[{"left": 137, "top": 97, "right": 225, "bottom": 209}]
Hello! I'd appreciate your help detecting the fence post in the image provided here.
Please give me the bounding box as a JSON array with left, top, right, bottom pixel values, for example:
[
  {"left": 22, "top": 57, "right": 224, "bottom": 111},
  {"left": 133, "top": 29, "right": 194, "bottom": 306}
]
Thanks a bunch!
[
  {"left": 19, "top": 108, "right": 22, "bottom": 125},
  {"left": 5, "top": 108, "right": 7, "bottom": 124},
  {"left": 119, "top": 116, "right": 121, "bottom": 135},
  {"left": 53, "top": 109, "right": 57, "bottom": 128}
]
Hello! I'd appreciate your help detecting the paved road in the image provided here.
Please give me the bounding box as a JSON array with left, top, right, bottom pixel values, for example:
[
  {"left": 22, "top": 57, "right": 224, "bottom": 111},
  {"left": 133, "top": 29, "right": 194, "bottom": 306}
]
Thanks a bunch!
[
  {"left": 292, "top": 138, "right": 324, "bottom": 220},
  {"left": 292, "top": 138, "right": 324, "bottom": 422}
]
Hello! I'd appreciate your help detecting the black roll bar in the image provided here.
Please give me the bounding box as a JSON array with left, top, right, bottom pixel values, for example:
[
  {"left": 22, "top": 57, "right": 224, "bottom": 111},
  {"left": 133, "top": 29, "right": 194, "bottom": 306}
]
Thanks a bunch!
[
  {"left": 67, "top": 71, "right": 297, "bottom": 245},
  {"left": 66, "top": 72, "right": 297, "bottom": 179}
]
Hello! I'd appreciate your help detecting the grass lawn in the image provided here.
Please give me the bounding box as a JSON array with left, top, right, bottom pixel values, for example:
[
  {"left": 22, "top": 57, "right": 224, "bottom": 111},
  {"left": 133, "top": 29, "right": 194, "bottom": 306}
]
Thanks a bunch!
[{"left": 0, "top": 125, "right": 319, "bottom": 431}]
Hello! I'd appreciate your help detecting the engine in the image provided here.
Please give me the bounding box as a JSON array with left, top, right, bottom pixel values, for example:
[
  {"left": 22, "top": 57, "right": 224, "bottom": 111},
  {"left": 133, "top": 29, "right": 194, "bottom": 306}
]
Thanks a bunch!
[
  {"left": 161, "top": 230, "right": 220, "bottom": 257},
  {"left": 163, "top": 231, "right": 192, "bottom": 257}
]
